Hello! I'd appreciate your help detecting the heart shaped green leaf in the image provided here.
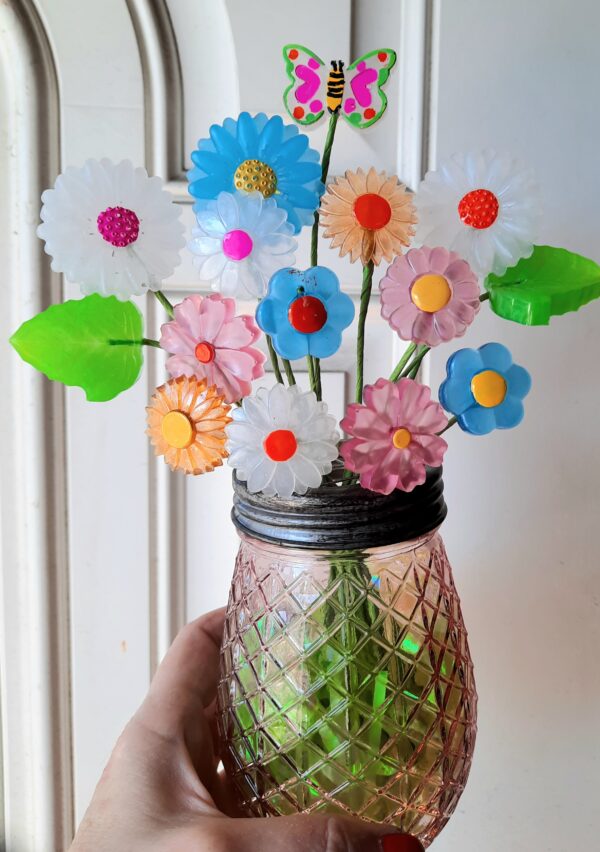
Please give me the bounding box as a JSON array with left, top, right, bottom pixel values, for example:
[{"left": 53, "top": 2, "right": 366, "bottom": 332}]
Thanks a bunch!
[
  {"left": 10, "top": 294, "right": 144, "bottom": 401},
  {"left": 485, "top": 245, "right": 600, "bottom": 325}
]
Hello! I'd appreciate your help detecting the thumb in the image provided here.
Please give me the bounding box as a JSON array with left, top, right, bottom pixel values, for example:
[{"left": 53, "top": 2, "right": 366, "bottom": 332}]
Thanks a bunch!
[{"left": 200, "top": 814, "right": 424, "bottom": 852}]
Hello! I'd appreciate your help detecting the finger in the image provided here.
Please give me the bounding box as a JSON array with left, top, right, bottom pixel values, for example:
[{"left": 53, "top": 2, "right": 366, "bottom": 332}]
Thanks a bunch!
[
  {"left": 138, "top": 607, "right": 225, "bottom": 735},
  {"left": 193, "top": 813, "right": 424, "bottom": 852}
]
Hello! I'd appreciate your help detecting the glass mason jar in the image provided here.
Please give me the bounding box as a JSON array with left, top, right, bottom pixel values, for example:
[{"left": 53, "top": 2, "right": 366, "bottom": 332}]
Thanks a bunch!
[{"left": 217, "top": 467, "right": 477, "bottom": 847}]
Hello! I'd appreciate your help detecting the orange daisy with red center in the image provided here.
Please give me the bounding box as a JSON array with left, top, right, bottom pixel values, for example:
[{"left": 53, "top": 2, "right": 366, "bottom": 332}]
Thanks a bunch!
[{"left": 319, "top": 167, "right": 417, "bottom": 266}]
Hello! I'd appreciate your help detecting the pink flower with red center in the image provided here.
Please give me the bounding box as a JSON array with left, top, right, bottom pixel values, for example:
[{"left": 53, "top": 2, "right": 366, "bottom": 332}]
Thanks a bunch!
[
  {"left": 414, "top": 150, "right": 540, "bottom": 278},
  {"left": 37, "top": 159, "right": 185, "bottom": 299},
  {"left": 159, "top": 294, "right": 266, "bottom": 404},
  {"left": 340, "top": 378, "right": 448, "bottom": 494},
  {"left": 380, "top": 246, "right": 480, "bottom": 347}
]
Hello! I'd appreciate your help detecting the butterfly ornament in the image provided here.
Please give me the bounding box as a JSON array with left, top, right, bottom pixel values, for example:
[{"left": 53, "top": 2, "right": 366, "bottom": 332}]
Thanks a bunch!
[{"left": 283, "top": 44, "right": 396, "bottom": 128}]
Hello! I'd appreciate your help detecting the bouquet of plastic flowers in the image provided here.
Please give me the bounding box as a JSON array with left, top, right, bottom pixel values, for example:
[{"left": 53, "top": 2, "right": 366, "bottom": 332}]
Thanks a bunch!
[{"left": 10, "top": 44, "right": 600, "bottom": 843}]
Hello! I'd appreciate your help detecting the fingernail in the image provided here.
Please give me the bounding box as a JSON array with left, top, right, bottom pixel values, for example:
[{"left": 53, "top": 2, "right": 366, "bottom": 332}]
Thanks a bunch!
[{"left": 380, "top": 834, "right": 425, "bottom": 852}]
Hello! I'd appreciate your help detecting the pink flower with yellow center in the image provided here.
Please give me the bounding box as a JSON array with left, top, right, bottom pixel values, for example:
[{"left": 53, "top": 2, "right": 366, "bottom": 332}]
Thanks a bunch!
[
  {"left": 380, "top": 246, "right": 480, "bottom": 347},
  {"left": 159, "top": 294, "right": 266, "bottom": 404},
  {"left": 340, "top": 378, "right": 448, "bottom": 494}
]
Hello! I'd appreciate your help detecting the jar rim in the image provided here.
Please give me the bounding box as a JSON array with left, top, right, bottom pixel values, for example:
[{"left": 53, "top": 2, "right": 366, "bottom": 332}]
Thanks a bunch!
[{"left": 231, "top": 466, "right": 447, "bottom": 550}]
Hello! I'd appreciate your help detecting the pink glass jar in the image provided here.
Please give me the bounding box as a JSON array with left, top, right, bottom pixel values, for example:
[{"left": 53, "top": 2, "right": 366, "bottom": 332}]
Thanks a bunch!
[{"left": 218, "top": 468, "right": 477, "bottom": 847}]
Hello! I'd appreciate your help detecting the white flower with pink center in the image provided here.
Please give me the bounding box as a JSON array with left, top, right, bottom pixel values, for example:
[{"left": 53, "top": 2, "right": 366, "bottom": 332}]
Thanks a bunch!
[
  {"left": 380, "top": 246, "right": 480, "bottom": 347},
  {"left": 189, "top": 191, "right": 297, "bottom": 299},
  {"left": 159, "top": 294, "right": 266, "bottom": 404},
  {"left": 37, "top": 159, "right": 185, "bottom": 299},
  {"left": 414, "top": 150, "right": 540, "bottom": 278}
]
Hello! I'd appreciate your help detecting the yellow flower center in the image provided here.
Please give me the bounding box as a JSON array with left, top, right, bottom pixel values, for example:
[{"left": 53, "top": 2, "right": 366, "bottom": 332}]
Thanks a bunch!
[
  {"left": 161, "top": 410, "right": 195, "bottom": 449},
  {"left": 234, "top": 159, "right": 277, "bottom": 197},
  {"left": 470, "top": 370, "right": 507, "bottom": 408},
  {"left": 392, "top": 427, "right": 412, "bottom": 449},
  {"left": 410, "top": 274, "right": 452, "bottom": 313}
]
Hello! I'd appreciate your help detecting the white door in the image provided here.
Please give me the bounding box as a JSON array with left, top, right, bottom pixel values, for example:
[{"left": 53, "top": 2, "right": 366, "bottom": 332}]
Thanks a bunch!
[{"left": 1, "top": 1, "right": 599, "bottom": 850}]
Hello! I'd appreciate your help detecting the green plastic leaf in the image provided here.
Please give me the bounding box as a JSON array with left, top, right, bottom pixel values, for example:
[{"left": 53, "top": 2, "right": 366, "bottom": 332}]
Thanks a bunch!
[
  {"left": 10, "top": 294, "right": 144, "bottom": 401},
  {"left": 485, "top": 245, "right": 600, "bottom": 325}
]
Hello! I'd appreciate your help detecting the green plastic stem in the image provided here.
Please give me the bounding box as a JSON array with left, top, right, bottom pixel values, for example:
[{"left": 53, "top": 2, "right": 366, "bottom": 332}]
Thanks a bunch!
[{"left": 355, "top": 261, "right": 374, "bottom": 403}]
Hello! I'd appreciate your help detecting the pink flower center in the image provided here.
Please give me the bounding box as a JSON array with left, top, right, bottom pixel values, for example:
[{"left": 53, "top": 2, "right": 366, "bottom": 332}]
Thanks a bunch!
[
  {"left": 263, "top": 429, "right": 297, "bottom": 462},
  {"left": 222, "top": 229, "right": 253, "bottom": 261},
  {"left": 97, "top": 206, "right": 140, "bottom": 247},
  {"left": 288, "top": 296, "right": 327, "bottom": 334},
  {"left": 457, "top": 189, "right": 499, "bottom": 229},
  {"left": 194, "top": 341, "right": 216, "bottom": 364}
]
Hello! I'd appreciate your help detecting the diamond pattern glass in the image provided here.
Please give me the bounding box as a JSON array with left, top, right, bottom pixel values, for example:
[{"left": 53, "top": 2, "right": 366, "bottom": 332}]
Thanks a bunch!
[{"left": 218, "top": 530, "right": 477, "bottom": 847}]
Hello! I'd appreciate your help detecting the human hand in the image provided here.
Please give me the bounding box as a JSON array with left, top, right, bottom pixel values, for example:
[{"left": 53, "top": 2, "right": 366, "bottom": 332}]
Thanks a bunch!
[{"left": 69, "top": 608, "right": 424, "bottom": 852}]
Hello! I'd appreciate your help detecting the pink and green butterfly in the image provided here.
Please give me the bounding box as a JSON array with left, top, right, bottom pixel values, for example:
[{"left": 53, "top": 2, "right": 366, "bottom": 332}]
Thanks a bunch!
[{"left": 283, "top": 44, "right": 396, "bottom": 129}]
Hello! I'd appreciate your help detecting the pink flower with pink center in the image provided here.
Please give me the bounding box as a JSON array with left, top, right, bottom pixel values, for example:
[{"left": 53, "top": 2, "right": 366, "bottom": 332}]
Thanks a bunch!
[
  {"left": 380, "top": 246, "right": 481, "bottom": 348},
  {"left": 159, "top": 294, "right": 266, "bottom": 404},
  {"left": 340, "top": 378, "right": 448, "bottom": 495}
]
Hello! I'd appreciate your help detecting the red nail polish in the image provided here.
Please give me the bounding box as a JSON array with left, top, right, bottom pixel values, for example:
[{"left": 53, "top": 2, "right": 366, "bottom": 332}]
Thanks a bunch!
[{"left": 380, "top": 834, "right": 425, "bottom": 852}]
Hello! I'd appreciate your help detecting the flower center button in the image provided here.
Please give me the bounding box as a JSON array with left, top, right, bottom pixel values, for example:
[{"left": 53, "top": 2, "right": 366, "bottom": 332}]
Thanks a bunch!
[
  {"left": 458, "top": 188, "right": 499, "bottom": 229},
  {"left": 410, "top": 274, "right": 452, "bottom": 313},
  {"left": 392, "top": 427, "right": 412, "bottom": 449},
  {"left": 471, "top": 369, "right": 507, "bottom": 408},
  {"left": 234, "top": 159, "right": 277, "bottom": 198},
  {"left": 353, "top": 193, "right": 392, "bottom": 230},
  {"left": 263, "top": 429, "right": 298, "bottom": 462},
  {"left": 97, "top": 205, "right": 140, "bottom": 247},
  {"left": 194, "top": 341, "right": 216, "bottom": 363},
  {"left": 222, "top": 229, "right": 253, "bottom": 261},
  {"left": 161, "top": 410, "right": 195, "bottom": 449},
  {"left": 288, "top": 295, "right": 328, "bottom": 334}
]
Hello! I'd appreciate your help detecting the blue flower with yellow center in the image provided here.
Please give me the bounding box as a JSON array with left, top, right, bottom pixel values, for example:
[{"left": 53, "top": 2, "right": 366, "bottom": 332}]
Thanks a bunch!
[
  {"left": 256, "top": 266, "right": 355, "bottom": 360},
  {"left": 187, "top": 112, "right": 324, "bottom": 234},
  {"left": 439, "top": 342, "right": 531, "bottom": 435}
]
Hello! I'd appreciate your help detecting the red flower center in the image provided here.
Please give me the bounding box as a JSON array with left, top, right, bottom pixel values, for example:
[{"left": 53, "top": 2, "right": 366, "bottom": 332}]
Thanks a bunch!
[
  {"left": 194, "top": 341, "right": 216, "bottom": 363},
  {"left": 288, "top": 295, "right": 327, "bottom": 334},
  {"left": 97, "top": 206, "right": 140, "bottom": 247},
  {"left": 263, "top": 429, "right": 297, "bottom": 462},
  {"left": 457, "top": 189, "right": 499, "bottom": 229},
  {"left": 353, "top": 193, "right": 392, "bottom": 230}
]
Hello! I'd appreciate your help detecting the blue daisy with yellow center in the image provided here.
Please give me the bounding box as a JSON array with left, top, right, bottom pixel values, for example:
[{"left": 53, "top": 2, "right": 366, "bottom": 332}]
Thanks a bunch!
[
  {"left": 188, "top": 112, "right": 324, "bottom": 234},
  {"left": 439, "top": 342, "right": 531, "bottom": 435}
]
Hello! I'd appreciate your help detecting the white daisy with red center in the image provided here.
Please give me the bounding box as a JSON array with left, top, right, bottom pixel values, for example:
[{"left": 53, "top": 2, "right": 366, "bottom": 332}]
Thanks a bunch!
[
  {"left": 37, "top": 159, "right": 185, "bottom": 299},
  {"left": 189, "top": 191, "right": 297, "bottom": 299},
  {"left": 414, "top": 150, "right": 540, "bottom": 278},
  {"left": 226, "top": 384, "right": 340, "bottom": 497}
]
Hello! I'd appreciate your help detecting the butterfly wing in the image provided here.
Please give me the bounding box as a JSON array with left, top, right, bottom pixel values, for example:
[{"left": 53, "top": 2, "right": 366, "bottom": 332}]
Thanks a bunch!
[
  {"left": 283, "top": 44, "right": 327, "bottom": 126},
  {"left": 341, "top": 49, "right": 397, "bottom": 129}
]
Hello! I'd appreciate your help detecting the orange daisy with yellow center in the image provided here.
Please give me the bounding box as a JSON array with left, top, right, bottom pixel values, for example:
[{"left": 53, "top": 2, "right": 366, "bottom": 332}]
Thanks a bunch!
[
  {"left": 146, "top": 375, "right": 231, "bottom": 475},
  {"left": 319, "top": 167, "right": 417, "bottom": 266}
]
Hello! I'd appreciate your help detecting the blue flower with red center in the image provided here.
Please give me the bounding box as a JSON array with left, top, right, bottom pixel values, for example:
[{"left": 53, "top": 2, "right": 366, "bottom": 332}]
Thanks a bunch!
[
  {"left": 256, "top": 266, "right": 355, "bottom": 360},
  {"left": 439, "top": 342, "right": 531, "bottom": 435}
]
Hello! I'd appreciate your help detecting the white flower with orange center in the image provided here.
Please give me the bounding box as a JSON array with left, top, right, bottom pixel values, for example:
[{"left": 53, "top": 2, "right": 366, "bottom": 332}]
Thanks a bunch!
[
  {"left": 37, "top": 159, "right": 185, "bottom": 299},
  {"left": 226, "top": 384, "right": 340, "bottom": 497},
  {"left": 414, "top": 150, "right": 540, "bottom": 278},
  {"left": 146, "top": 376, "right": 231, "bottom": 475},
  {"left": 319, "top": 167, "right": 417, "bottom": 266}
]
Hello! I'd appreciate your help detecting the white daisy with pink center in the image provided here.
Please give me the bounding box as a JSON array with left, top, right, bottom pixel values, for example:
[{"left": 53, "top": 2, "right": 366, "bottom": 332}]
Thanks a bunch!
[
  {"left": 414, "top": 150, "right": 540, "bottom": 278},
  {"left": 189, "top": 191, "right": 297, "bottom": 299},
  {"left": 37, "top": 159, "right": 185, "bottom": 299}
]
